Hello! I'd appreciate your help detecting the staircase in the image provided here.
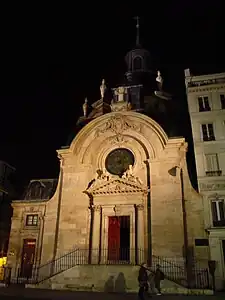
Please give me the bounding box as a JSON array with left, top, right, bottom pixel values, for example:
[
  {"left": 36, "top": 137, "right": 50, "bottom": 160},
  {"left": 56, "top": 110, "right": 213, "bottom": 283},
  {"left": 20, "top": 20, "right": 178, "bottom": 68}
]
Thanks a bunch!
[
  {"left": 34, "top": 248, "right": 90, "bottom": 284},
  {"left": 151, "top": 255, "right": 187, "bottom": 287},
  {"left": 11, "top": 248, "right": 88, "bottom": 285},
  {"left": 12, "top": 248, "right": 211, "bottom": 291},
  {"left": 151, "top": 255, "right": 211, "bottom": 289}
]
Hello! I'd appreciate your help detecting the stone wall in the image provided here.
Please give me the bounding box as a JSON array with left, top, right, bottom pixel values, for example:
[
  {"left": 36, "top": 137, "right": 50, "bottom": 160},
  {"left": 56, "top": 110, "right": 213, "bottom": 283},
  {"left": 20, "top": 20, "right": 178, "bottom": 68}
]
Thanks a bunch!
[{"left": 7, "top": 111, "right": 209, "bottom": 279}]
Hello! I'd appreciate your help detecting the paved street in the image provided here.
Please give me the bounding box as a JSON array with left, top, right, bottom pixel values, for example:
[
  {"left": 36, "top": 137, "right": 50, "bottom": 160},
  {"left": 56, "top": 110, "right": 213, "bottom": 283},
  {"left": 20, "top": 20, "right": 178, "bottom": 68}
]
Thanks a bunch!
[{"left": 0, "top": 288, "right": 225, "bottom": 300}]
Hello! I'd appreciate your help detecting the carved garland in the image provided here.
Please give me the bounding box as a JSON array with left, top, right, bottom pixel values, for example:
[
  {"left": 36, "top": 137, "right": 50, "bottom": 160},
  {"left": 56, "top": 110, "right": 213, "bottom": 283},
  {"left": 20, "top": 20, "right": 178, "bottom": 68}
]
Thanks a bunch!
[{"left": 95, "top": 114, "right": 140, "bottom": 137}]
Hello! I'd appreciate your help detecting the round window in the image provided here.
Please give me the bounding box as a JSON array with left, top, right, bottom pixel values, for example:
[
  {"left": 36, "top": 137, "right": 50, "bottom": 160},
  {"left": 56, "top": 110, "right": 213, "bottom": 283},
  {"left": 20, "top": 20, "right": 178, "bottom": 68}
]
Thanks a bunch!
[{"left": 105, "top": 148, "right": 135, "bottom": 176}]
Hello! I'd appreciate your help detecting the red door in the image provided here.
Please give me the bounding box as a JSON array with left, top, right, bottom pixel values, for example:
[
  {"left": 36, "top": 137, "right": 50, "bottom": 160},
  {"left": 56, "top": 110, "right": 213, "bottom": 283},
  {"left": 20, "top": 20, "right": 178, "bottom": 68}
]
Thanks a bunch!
[
  {"left": 108, "top": 217, "right": 120, "bottom": 261},
  {"left": 20, "top": 239, "right": 36, "bottom": 278}
]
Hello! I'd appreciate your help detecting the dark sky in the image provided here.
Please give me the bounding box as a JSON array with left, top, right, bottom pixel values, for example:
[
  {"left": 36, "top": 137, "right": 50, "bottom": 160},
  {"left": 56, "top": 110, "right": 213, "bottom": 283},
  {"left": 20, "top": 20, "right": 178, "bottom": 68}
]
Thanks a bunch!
[{"left": 0, "top": 2, "right": 225, "bottom": 187}]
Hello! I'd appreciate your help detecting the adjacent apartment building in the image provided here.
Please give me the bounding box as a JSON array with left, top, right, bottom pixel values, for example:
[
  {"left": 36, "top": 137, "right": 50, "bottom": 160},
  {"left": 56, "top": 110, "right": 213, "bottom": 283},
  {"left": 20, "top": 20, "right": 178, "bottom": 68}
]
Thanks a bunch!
[{"left": 185, "top": 69, "right": 225, "bottom": 289}]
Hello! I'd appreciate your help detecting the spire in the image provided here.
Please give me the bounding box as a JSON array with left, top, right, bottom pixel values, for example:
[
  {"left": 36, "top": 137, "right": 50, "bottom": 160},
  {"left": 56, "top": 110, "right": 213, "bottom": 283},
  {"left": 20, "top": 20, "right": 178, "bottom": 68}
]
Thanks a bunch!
[{"left": 134, "top": 16, "right": 140, "bottom": 46}]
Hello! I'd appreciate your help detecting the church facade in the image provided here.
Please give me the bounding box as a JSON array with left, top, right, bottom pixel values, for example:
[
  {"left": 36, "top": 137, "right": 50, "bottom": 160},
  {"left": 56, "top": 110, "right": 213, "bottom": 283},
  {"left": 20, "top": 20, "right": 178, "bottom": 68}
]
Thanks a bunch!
[
  {"left": 7, "top": 109, "right": 210, "bottom": 290},
  {"left": 6, "top": 22, "right": 214, "bottom": 291}
]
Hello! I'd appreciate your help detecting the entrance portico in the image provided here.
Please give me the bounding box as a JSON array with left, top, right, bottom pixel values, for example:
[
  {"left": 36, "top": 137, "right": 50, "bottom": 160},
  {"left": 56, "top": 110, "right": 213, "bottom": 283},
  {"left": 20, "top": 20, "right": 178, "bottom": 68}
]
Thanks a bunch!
[{"left": 84, "top": 177, "right": 147, "bottom": 265}]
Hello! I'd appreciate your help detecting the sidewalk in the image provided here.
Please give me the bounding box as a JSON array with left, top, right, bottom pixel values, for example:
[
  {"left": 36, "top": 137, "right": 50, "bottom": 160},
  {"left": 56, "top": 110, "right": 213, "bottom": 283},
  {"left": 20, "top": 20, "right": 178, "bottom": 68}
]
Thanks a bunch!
[
  {"left": 0, "top": 286, "right": 223, "bottom": 299},
  {"left": 0, "top": 287, "right": 135, "bottom": 300}
]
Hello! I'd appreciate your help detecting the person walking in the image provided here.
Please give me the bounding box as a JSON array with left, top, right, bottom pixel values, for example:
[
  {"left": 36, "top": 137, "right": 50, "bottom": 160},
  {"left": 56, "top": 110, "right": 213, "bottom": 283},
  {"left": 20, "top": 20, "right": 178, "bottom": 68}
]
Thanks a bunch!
[
  {"left": 154, "top": 264, "right": 164, "bottom": 295},
  {"left": 138, "top": 263, "right": 150, "bottom": 300},
  {"left": 148, "top": 271, "right": 155, "bottom": 296}
]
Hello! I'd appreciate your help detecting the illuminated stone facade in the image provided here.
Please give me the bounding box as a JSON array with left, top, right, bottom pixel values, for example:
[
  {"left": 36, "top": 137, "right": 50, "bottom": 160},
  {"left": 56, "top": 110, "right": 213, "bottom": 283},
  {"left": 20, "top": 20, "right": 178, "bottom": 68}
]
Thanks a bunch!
[
  {"left": 185, "top": 70, "right": 225, "bottom": 290},
  {"left": 7, "top": 111, "right": 209, "bottom": 290}
]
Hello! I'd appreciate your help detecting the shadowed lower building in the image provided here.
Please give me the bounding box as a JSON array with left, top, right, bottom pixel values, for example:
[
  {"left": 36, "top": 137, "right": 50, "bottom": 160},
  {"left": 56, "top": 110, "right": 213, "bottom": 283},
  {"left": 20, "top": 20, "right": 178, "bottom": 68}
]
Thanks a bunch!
[
  {"left": 0, "top": 161, "right": 16, "bottom": 259},
  {"left": 6, "top": 22, "right": 213, "bottom": 293}
]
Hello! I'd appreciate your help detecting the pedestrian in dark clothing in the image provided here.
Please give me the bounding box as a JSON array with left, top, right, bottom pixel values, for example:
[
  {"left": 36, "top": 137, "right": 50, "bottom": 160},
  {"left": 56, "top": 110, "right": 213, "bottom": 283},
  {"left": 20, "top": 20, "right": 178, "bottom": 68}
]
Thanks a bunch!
[
  {"left": 138, "top": 263, "right": 150, "bottom": 300},
  {"left": 154, "top": 264, "right": 164, "bottom": 295}
]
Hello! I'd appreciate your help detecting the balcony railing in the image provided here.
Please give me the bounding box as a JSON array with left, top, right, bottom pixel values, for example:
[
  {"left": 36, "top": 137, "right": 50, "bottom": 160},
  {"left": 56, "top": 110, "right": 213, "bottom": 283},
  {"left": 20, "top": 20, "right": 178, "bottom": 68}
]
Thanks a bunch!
[
  {"left": 213, "top": 219, "right": 225, "bottom": 227},
  {"left": 199, "top": 107, "right": 211, "bottom": 112},
  {"left": 203, "top": 136, "right": 215, "bottom": 142},
  {"left": 3, "top": 248, "right": 211, "bottom": 290},
  {"left": 206, "top": 170, "right": 222, "bottom": 177}
]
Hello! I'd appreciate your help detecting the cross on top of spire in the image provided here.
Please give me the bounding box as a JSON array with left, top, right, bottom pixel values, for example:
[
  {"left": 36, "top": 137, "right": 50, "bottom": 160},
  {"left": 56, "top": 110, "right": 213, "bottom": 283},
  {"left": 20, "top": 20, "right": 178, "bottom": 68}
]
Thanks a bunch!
[{"left": 134, "top": 16, "right": 140, "bottom": 46}]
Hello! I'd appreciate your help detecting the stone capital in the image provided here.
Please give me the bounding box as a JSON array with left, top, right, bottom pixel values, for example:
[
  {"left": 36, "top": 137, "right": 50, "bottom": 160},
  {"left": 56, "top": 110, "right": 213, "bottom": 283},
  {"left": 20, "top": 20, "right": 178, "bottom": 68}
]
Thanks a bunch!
[{"left": 136, "top": 204, "right": 144, "bottom": 210}]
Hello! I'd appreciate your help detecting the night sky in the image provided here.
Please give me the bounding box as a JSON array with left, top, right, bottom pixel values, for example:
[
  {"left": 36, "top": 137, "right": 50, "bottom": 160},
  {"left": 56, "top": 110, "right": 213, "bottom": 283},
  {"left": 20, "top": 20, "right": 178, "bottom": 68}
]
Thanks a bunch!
[{"left": 1, "top": 2, "right": 225, "bottom": 191}]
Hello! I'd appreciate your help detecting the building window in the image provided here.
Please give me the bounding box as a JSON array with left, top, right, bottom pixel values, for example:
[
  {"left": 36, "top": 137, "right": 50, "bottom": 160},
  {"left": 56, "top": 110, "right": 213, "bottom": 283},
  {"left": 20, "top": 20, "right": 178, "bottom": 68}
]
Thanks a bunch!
[
  {"left": 205, "top": 154, "right": 221, "bottom": 176},
  {"left": 198, "top": 96, "right": 211, "bottom": 112},
  {"left": 195, "top": 239, "right": 209, "bottom": 246},
  {"left": 211, "top": 199, "right": 225, "bottom": 227},
  {"left": 201, "top": 124, "right": 215, "bottom": 141},
  {"left": 220, "top": 95, "right": 225, "bottom": 109},
  {"left": 133, "top": 56, "right": 142, "bottom": 71},
  {"left": 26, "top": 214, "right": 38, "bottom": 226}
]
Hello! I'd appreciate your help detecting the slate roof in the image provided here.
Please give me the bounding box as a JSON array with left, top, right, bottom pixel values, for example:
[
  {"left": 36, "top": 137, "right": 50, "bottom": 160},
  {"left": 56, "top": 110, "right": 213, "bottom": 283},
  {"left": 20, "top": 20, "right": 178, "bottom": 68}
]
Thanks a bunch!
[{"left": 16, "top": 178, "right": 58, "bottom": 202}]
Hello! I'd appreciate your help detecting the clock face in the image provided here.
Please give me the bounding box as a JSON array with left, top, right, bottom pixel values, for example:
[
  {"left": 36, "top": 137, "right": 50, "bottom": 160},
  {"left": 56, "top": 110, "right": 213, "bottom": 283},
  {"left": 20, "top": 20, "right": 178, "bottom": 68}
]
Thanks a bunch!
[{"left": 105, "top": 148, "right": 135, "bottom": 176}]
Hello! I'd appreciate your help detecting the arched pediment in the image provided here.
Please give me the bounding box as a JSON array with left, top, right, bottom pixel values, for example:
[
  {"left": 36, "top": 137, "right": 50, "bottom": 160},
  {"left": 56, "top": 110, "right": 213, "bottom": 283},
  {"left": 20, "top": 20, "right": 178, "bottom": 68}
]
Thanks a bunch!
[{"left": 69, "top": 112, "right": 168, "bottom": 167}]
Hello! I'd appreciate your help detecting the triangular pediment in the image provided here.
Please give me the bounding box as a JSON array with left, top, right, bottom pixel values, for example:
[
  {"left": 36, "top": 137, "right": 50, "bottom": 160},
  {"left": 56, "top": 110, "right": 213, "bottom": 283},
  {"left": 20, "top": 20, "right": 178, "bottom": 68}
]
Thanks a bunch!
[{"left": 85, "top": 178, "right": 147, "bottom": 195}]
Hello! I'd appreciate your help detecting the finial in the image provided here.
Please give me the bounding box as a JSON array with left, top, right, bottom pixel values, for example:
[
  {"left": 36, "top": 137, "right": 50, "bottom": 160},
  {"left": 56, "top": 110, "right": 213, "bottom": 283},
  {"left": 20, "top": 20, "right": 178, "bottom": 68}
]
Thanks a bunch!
[{"left": 134, "top": 16, "right": 140, "bottom": 46}]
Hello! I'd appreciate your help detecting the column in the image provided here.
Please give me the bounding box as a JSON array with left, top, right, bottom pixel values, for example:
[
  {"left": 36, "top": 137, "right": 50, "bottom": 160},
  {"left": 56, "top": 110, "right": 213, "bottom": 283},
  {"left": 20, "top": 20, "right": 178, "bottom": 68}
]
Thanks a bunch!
[
  {"left": 129, "top": 206, "right": 136, "bottom": 264},
  {"left": 137, "top": 204, "right": 145, "bottom": 264},
  {"left": 101, "top": 207, "right": 110, "bottom": 264},
  {"left": 91, "top": 205, "right": 102, "bottom": 264}
]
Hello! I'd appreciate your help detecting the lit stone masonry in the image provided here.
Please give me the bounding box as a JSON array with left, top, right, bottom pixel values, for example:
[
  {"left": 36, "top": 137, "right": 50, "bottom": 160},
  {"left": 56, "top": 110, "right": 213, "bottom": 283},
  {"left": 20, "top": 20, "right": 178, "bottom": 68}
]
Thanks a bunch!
[{"left": 8, "top": 111, "right": 210, "bottom": 293}]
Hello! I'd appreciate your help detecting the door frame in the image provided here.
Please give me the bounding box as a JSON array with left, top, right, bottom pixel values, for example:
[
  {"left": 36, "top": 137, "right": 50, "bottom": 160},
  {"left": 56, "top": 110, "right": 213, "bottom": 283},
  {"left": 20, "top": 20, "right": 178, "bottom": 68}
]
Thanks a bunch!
[
  {"left": 101, "top": 205, "right": 136, "bottom": 264},
  {"left": 20, "top": 238, "right": 36, "bottom": 278}
]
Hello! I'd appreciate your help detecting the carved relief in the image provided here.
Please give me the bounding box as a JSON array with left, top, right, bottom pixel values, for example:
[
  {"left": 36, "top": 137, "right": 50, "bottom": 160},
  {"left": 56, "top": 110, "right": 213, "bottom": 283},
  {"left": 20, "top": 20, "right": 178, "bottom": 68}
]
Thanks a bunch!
[
  {"left": 95, "top": 169, "right": 109, "bottom": 181},
  {"left": 95, "top": 114, "right": 140, "bottom": 137},
  {"left": 93, "top": 205, "right": 101, "bottom": 212},
  {"left": 110, "top": 102, "right": 131, "bottom": 112},
  {"left": 113, "top": 205, "right": 121, "bottom": 214},
  {"left": 85, "top": 177, "right": 147, "bottom": 196},
  {"left": 108, "top": 134, "right": 128, "bottom": 146},
  {"left": 8, "top": 249, "right": 16, "bottom": 256},
  {"left": 122, "top": 165, "right": 143, "bottom": 185},
  {"left": 200, "top": 182, "right": 225, "bottom": 191},
  {"left": 85, "top": 162, "right": 146, "bottom": 196},
  {"left": 188, "top": 84, "right": 225, "bottom": 93},
  {"left": 179, "top": 142, "right": 188, "bottom": 154}
]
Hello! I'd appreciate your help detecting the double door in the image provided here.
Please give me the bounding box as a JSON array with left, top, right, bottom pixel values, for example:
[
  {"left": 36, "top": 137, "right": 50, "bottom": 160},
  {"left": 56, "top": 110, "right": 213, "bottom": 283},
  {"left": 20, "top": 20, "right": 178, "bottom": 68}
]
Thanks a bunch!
[{"left": 108, "top": 216, "right": 130, "bottom": 261}]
